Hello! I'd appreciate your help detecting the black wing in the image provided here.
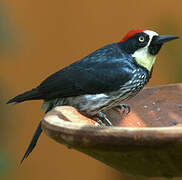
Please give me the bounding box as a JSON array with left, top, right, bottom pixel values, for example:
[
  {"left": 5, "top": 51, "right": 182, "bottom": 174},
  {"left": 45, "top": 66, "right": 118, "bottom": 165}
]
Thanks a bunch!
[{"left": 38, "top": 43, "right": 135, "bottom": 101}]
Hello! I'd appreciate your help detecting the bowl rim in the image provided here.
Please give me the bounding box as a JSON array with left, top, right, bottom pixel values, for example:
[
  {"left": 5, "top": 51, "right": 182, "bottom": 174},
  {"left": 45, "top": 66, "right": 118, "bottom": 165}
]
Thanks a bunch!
[{"left": 42, "top": 83, "right": 182, "bottom": 147}]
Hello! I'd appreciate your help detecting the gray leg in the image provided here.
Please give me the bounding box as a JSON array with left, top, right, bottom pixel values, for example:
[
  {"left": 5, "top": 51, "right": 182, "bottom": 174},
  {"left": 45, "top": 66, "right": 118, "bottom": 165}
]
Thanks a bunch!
[
  {"left": 115, "top": 104, "right": 131, "bottom": 114},
  {"left": 97, "top": 111, "right": 113, "bottom": 126}
]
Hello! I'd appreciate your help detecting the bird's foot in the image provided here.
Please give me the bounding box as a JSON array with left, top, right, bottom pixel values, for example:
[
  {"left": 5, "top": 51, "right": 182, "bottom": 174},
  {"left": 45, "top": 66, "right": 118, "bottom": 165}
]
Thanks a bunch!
[
  {"left": 94, "top": 112, "right": 113, "bottom": 126},
  {"left": 115, "top": 104, "right": 131, "bottom": 115}
]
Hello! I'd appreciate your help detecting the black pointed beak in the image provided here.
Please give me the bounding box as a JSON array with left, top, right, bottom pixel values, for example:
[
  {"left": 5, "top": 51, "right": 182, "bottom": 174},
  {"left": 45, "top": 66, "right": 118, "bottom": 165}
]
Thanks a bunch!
[{"left": 152, "top": 35, "right": 179, "bottom": 45}]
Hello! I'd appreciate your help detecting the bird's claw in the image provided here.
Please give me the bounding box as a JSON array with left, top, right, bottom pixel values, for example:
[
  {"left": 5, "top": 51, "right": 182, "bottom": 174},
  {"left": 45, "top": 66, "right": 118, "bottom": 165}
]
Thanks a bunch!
[
  {"left": 94, "top": 117, "right": 105, "bottom": 126},
  {"left": 115, "top": 104, "right": 130, "bottom": 114},
  {"left": 94, "top": 112, "right": 113, "bottom": 126}
]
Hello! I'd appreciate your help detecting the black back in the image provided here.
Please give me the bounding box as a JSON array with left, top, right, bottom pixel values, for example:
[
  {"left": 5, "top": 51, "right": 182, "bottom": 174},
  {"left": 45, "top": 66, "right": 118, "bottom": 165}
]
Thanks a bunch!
[{"left": 38, "top": 43, "right": 145, "bottom": 100}]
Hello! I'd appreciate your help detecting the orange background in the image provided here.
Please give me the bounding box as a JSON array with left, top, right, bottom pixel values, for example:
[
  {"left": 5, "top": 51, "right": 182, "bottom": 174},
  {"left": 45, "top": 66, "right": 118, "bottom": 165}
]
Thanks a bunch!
[{"left": 0, "top": 0, "right": 182, "bottom": 180}]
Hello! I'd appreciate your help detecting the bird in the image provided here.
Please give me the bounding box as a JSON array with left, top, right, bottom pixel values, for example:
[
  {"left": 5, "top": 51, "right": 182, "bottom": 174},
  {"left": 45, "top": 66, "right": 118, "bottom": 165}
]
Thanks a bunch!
[{"left": 7, "top": 29, "right": 179, "bottom": 163}]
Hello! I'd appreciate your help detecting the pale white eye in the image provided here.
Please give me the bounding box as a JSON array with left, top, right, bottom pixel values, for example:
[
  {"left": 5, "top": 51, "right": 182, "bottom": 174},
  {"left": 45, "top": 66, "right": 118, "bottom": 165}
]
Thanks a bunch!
[{"left": 138, "top": 36, "right": 145, "bottom": 42}]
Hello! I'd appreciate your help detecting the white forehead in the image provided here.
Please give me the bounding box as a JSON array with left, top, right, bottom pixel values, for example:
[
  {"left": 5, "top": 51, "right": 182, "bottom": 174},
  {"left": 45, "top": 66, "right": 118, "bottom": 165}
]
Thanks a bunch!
[{"left": 144, "top": 30, "right": 158, "bottom": 39}]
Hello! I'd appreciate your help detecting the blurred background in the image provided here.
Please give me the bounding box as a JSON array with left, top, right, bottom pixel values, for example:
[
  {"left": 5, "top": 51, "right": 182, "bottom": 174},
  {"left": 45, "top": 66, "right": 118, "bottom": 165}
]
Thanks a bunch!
[{"left": 0, "top": 0, "right": 182, "bottom": 179}]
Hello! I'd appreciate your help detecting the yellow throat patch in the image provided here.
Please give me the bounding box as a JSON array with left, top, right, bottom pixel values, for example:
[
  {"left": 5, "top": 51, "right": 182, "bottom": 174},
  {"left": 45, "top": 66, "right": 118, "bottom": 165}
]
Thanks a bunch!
[{"left": 132, "top": 47, "right": 156, "bottom": 71}]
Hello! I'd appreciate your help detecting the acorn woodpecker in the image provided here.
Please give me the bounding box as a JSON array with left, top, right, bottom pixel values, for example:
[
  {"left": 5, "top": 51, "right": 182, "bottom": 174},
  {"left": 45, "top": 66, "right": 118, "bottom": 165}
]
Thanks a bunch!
[{"left": 7, "top": 29, "right": 179, "bottom": 163}]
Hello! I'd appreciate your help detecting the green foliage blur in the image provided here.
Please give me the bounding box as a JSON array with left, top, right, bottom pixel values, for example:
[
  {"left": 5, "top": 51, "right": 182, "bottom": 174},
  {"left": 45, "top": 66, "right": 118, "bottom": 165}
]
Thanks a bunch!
[
  {"left": 0, "top": 89, "right": 9, "bottom": 179},
  {"left": 0, "top": 5, "right": 13, "bottom": 179},
  {"left": 0, "top": 6, "right": 13, "bottom": 54}
]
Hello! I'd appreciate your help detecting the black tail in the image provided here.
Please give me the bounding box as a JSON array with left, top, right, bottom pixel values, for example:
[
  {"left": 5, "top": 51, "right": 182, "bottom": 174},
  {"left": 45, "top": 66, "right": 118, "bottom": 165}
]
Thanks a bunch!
[
  {"left": 7, "top": 88, "right": 41, "bottom": 104},
  {"left": 20, "top": 106, "right": 52, "bottom": 164},
  {"left": 20, "top": 121, "right": 42, "bottom": 164}
]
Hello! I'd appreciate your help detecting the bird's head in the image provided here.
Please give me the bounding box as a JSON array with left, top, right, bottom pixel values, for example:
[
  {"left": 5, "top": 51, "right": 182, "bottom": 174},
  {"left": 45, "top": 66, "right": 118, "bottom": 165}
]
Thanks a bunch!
[{"left": 120, "top": 29, "right": 179, "bottom": 71}]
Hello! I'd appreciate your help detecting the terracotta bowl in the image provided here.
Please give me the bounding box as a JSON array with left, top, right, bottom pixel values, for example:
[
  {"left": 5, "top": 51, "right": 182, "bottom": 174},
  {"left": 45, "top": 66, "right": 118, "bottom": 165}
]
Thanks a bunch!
[{"left": 42, "top": 83, "right": 182, "bottom": 178}]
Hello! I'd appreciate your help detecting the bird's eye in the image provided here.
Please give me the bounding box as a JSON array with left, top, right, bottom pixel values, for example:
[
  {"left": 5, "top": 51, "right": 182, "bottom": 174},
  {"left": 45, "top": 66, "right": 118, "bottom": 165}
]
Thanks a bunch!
[{"left": 138, "top": 36, "right": 145, "bottom": 42}]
